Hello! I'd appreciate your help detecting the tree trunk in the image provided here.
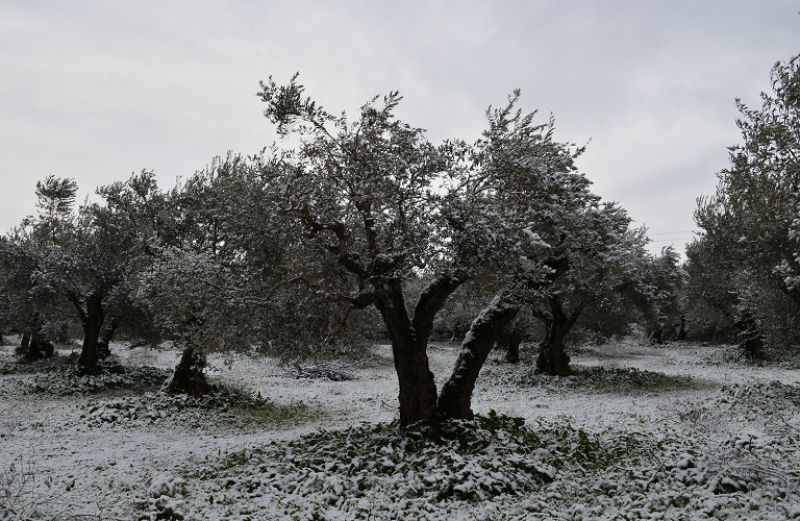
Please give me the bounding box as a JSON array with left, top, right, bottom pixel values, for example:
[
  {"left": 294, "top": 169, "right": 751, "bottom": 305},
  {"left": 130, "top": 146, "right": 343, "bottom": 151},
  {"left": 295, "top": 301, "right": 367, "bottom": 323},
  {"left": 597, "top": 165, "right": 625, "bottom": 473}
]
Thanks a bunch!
[
  {"left": 677, "top": 315, "right": 687, "bottom": 341},
  {"left": 505, "top": 338, "right": 520, "bottom": 363},
  {"left": 97, "top": 319, "right": 116, "bottom": 360},
  {"left": 374, "top": 280, "right": 439, "bottom": 428},
  {"left": 735, "top": 310, "right": 766, "bottom": 360},
  {"left": 18, "top": 331, "right": 30, "bottom": 354},
  {"left": 27, "top": 330, "right": 54, "bottom": 361},
  {"left": 535, "top": 297, "right": 579, "bottom": 376},
  {"left": 438, "top": 293, "right": 520, "bottom": 420},
  {"left": 167, "top": 345, "right": 211, "bottom": 396},
  {"left": 650, "top": 326, "right": 664, "bottom": 345},
  {"left": 496, "top": 320, "right": 522, "bottom": 364},
  {"left": 17, "top": 315, "right": 53, "bottom": 361},
  {"left": 77, "top": 292, "right": 104, "bottom": 375}
]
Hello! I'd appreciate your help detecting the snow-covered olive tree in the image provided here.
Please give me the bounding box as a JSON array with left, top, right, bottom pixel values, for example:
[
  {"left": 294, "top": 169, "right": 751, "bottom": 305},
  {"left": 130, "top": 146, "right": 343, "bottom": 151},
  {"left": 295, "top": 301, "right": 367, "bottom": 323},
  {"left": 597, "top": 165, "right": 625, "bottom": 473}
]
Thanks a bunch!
[
  {"left": 0, "top": 232, "right": 56, "bottom": 360},
  {"left": 132, "top": 156, "right": 266, "bottom": 394},
  {"left": 640, "top": 246, "right": 685, "bottom": 344},
  {"left": 690, "top": 54, "right": 800, "bottom": 351},
  {"left": 133, "top": 153, "right": 366, "bottom": 394},
  {"left": 0, "top": 176, "right": 81, "bottom": 362},
  {"left": 2, "top": 172, "right": 173, "bottom": 374},
  {"left": 259, "top": 78, "right": 473, "bottom": 426},
  {"left": 526, "top": 205, "right": 651, "bottom": 375},
  {"left": 258, "top": 77, "right": 607, "bottom": 425}
]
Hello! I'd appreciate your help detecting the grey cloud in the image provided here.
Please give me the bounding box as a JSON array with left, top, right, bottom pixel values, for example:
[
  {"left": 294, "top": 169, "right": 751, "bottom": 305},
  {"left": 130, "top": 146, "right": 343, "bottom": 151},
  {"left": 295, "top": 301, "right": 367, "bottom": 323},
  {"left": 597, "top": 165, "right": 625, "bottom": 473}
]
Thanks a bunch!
[{"left": 1, "top": 0, "right": 798, "bottom": 255}]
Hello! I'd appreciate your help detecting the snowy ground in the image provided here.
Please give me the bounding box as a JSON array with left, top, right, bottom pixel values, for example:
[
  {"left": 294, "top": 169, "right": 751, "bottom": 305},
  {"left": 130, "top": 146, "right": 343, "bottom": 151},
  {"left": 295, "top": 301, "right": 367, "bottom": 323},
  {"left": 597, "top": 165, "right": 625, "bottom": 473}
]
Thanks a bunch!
[{"left": 1, "top": 338, "right": 799, "bottom": 520}]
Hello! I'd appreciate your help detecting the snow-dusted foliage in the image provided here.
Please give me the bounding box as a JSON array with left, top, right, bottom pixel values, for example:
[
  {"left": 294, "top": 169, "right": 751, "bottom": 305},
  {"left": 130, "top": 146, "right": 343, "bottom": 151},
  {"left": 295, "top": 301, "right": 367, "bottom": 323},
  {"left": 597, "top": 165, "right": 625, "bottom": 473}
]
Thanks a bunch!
[
  {"left": 0, "top": 173, "right": 170, "bottom": 373},
  {"left": 0, "top": 365, "right": 169, "bottom": 397},
  {"left": 77, "top": 387, "right": 313, "bottom": 430},
  {"left": 486, "top": 364, "right": 699, "bottom": 394},
  {"left": 162, "top": 413, "right": 635, "bottom": 520},
  {"left": 689, "top": 54, "right": 800, "bottom": 352},
  {"left": 129, "top": 154, "right": 373, "bottom": 394}
]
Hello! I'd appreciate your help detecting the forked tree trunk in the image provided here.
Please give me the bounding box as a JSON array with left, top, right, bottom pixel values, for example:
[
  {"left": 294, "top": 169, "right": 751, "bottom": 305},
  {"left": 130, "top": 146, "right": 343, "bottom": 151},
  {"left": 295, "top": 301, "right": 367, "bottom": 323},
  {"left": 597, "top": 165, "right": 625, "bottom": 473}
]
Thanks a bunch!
[
  {"left": 167, "top": 345, "right": 211, "bottom": 396},
  {"left": 438, "top": 293, "right": 520, "bottom": 420},
  {"left": 374, "top": 280, "right": 439, "bottom": 428},
  {"left": 535, "top": 297, "right": 581, "bottom": 376},
  {"left": 77, "top": 292, "right": 105, "bottom": 375}
]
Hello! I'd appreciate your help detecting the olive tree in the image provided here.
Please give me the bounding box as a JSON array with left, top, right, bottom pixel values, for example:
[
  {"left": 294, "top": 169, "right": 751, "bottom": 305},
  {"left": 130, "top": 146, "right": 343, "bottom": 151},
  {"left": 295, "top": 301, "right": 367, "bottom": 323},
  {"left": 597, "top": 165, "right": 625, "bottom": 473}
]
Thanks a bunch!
[
  {"left": 133, "top": 154, "right": 365, "bottom": 394},
  {"left": 690, "top": 54, "right": 800, "bottom": 352},
  {"left": 258, "top": 77, "right": 606, "bottom": 425}
]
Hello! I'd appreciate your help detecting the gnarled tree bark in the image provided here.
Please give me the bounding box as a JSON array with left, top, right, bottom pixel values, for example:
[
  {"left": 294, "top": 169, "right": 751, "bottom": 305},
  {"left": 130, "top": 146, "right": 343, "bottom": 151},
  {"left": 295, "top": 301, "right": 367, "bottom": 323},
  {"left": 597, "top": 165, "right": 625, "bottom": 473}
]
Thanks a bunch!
[
  {"left": 298, "top": 207, "right": 469, "bottom": 428},
  {"left": 438, "top": 293, "right": 520, "bottom": 420},
  {"left": 369, "top": 271, "right": 467, "bottom": 427},
  {"left": 535, "top": 296, "right": 583, "bottom": 376},
  {"left": 72, "top": 291, "right": 105, "bottom": 376}
]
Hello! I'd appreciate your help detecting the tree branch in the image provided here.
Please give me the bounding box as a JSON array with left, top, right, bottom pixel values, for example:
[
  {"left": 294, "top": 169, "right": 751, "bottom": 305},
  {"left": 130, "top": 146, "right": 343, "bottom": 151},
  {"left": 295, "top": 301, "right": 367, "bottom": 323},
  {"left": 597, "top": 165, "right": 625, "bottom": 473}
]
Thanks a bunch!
[
  {"left": 412, "top": 271, "right": 469, "bottom": 342},
  {"left": 295, "top": 204, "right": 367, "bottom": 276},
  {"left": 65, "top": 290, "right": 88, "bottom": 326}
]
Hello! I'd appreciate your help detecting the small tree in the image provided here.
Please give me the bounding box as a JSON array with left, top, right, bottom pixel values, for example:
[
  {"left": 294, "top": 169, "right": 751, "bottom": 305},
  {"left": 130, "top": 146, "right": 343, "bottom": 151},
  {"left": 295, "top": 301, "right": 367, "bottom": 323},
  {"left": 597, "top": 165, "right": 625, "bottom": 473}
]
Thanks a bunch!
[
  {"left": 684, "top": 227, "right": 738, "bottom": 343},
  {"left": 641, "top": 246, "right": 685, "bottom": 344},
  {"left": 0, "top": 235, "right": 55, "bottom": 360},
  {"left": 0, "top": 177, "right": 80, "bottom": 362}
]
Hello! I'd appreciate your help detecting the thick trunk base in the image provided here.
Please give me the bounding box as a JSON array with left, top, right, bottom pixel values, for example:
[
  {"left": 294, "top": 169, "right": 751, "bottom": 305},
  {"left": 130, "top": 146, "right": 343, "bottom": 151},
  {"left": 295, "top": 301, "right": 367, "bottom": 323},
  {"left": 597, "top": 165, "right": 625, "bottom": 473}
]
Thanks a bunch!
[
  {"left": 393, "top": 345, "right": 438, "bottom": 427},
  {"left": 677, "top": 315, "right": 687, "bottom": 341},
  {"left": 15, "top": 332, "right": 30, "bottom": 357},
  {"left": 19, "top": 331, "right": 54, "bottom": 362},
  {"left": 535, "top": 341, "right": 571, "bottom": 376},
  {"left": 77, "top": 293, "right": 105, "bottom": 376},
  {"left": 167, "top": 347, "right": 211, "bottom": 396},
  {"left": 505, "top": 341, "right": 520, "bottom": 364}
]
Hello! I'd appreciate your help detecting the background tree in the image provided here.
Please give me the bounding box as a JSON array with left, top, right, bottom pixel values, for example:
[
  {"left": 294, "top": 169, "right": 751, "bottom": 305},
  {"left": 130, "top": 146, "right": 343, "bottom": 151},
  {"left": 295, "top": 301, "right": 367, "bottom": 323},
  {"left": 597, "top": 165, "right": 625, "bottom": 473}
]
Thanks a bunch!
[
  {"left": 689, "top": 54, "right": 800, "bottom": 354},
  {"left": 0, "top": 233, "right": 56, "bottom": 360},
  {"left": 133, "top": 154, "right": 367, "bottom": 394},
  {"left": 0, "top": 176, "right": 81, "bottom": 361},
  {"left": 527, "top": 204, "right": 648, "bottom": 375},
  {"left": 640, "top": 246, "right": 685, "bottom": 344}
]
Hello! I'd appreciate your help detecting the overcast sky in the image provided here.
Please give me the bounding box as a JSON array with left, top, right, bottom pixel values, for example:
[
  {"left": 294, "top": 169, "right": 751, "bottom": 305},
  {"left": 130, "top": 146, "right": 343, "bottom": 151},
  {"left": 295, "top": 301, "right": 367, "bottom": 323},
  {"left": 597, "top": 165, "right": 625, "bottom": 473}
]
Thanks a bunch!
[{"left": 1, "top": 1, "right": 798, "bottom": 254}]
